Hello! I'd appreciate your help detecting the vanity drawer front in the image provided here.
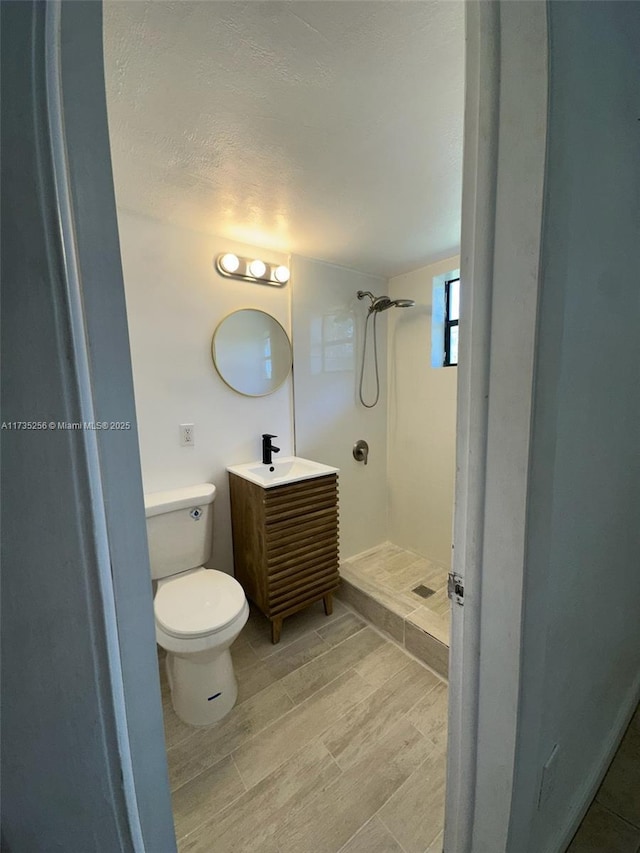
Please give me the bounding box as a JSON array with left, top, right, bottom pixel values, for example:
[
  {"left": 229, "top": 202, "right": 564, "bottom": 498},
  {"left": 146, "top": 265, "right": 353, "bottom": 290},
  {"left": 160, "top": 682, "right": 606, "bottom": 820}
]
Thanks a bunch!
[
  {"left": 265, "top": 504, "right": 338, "bottom": 542},
  {"left": 265, "top": 473, "right": 337, "bottom": 502},
  {"left": 264, "top": 475, "right": 338, "bottom": 523},
  {"left": 266, "top": 530, "right": 339, "bottom": 615},
  {"left": 268, "top": 559, "right": 340, "bottom": 615},
  {"left": 266, "top": 515, "right": 338, "bottom": 573},
  {"left": 266, "top": 534, "right": 338, "bottom": 574},
  {"left": 269, "top": 548, "right": 339, "bottom": 583},
  {"left": 265, "top": 514, "right": 338, "bottom": 554}
]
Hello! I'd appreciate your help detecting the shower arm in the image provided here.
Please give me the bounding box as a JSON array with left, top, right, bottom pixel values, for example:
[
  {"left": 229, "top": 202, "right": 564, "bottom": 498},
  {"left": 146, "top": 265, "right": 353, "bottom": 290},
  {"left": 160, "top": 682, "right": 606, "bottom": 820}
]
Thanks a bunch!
[{"left": 357, "top": 290, "right": 375, "bottom": 307}]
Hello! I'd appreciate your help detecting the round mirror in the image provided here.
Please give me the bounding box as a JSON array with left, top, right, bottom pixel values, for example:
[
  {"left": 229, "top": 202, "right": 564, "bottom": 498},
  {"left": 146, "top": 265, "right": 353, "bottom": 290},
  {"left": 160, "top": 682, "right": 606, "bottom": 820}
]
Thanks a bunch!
[{"left": 211, "top": 309, "right": 292, "bottom": 397}]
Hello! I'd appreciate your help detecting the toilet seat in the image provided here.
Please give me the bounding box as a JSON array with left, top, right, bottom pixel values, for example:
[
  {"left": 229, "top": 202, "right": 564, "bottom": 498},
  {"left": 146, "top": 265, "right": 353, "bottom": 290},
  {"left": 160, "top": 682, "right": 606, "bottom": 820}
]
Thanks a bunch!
[{"left": 155, "top": 567, "right": 246, "bottom": 639}]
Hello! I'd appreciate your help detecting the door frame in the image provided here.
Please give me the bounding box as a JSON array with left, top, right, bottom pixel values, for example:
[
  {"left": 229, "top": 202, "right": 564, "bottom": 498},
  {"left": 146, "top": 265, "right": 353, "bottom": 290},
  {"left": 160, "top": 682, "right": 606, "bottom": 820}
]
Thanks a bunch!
[
  {"left": 445, "top": 3, "right": 549, "bottom": 850},
  {"left": 33, "top": 0, "right": 551, "bottom": 849},
  {"left": 45, "top": 1, "right": 177, "bottom": 848}
]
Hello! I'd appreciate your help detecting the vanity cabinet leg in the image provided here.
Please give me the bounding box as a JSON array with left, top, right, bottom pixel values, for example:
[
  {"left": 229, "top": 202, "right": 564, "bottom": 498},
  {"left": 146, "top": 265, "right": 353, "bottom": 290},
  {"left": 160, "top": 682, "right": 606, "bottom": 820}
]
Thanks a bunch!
[
  {"left": 271, "top": 618, "right": 283, "bottom": 645},
  {"left": 323, "top": 593, "right": 333, "bottom": 616}
]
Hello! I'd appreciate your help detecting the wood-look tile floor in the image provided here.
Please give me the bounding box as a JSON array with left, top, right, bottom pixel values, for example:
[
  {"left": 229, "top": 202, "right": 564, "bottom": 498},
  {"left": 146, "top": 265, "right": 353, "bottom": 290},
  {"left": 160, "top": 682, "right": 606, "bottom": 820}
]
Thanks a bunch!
[
  {"left": 340, "top": 543, "right": 451, "bottom": 647},
  {"left": 159, "top": 598, "right": 448, "bottom": 853},
  {"left": 567, "top": 704, "right": 640, "bottom": 853}
]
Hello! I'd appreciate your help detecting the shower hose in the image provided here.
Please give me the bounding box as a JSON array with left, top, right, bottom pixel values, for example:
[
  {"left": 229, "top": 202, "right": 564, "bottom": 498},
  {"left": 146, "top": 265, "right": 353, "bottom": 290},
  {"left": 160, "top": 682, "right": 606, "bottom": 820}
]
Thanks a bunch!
[{"left": 359, "top": 309, "right": 380, "bottom": 408}]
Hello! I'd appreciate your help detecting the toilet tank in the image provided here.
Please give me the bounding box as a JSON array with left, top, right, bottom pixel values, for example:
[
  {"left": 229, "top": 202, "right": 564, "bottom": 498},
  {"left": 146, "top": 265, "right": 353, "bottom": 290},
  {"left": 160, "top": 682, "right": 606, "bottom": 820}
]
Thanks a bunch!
[{"left": 144, "top": 483, "right": 216, "bottom": 580}]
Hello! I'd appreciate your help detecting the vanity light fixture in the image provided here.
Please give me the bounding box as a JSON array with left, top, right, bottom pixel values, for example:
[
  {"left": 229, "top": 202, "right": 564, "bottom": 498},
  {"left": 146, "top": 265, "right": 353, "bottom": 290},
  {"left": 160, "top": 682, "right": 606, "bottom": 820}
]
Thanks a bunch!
[
  {"left": 248, "top": 258, "right": 267, "bottom": 279},
  {"left": 215, "top": 253, "right": 290, "bottom": 287},
  {"left": 273, "top": 265, "right": 290, "bottom": 284},
  {"left": 219, "top": 253, "right": 240, "bottom": 274}
]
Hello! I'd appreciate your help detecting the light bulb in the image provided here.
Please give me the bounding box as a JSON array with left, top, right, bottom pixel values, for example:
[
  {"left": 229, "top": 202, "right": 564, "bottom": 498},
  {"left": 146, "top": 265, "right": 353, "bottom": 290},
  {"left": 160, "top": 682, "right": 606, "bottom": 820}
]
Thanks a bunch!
[
  {"left": 219, "top": 253, "right": 240, "bottom": 274},
  {"left": 249, "top": 259, "right": 267, "bottom": 278},
  {"left": 273, "top": 265, "right": 290, "bottom": 284}
]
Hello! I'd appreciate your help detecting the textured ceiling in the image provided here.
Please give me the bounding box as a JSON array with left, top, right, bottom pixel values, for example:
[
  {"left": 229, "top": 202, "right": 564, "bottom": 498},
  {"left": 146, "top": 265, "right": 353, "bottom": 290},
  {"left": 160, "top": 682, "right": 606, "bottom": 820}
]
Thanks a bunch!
[{"left": 103, "top": 1, "right": 464, "bottom": 277}]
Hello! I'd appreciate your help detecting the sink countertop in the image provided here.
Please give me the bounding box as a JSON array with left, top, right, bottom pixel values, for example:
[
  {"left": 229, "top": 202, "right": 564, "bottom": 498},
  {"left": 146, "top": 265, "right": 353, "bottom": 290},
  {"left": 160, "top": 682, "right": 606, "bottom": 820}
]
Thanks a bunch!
[{"left": 227, "top": 456, "right": 339, "bottom": 489}]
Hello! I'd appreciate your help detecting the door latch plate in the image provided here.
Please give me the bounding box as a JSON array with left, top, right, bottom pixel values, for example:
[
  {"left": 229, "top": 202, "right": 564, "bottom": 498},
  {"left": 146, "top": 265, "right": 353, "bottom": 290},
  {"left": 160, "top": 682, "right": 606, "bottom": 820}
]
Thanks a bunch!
[{"left": 447, "top": 572, "right": 464, "bottom": 605}]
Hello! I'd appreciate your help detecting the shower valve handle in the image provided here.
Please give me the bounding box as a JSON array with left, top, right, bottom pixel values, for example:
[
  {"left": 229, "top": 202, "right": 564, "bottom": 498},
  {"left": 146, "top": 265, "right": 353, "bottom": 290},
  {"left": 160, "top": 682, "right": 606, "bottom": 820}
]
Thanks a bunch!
[{"left": 353, "top": 439, "right": 369, "bottom": 465}]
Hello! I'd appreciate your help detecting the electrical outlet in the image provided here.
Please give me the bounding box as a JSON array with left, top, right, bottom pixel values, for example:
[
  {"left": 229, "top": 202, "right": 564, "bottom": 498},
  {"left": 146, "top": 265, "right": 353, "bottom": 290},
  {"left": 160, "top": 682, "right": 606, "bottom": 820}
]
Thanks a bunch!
[
  {"left": 180, "top": 423, "right": 195, "bottom": 447},
  {"left": 538, "top": 744, "right": 560, "bottom": 809}
]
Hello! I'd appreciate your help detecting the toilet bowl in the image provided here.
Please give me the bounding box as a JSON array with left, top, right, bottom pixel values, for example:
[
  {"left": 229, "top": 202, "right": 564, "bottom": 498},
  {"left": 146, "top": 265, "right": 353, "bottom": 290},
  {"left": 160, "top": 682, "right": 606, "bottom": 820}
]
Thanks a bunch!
[
  {"left": 155, "top": 567, "right": 249, "bottom": 726},
  {"left": 144, "top": 483, "right": 249, "bottom": 727}
]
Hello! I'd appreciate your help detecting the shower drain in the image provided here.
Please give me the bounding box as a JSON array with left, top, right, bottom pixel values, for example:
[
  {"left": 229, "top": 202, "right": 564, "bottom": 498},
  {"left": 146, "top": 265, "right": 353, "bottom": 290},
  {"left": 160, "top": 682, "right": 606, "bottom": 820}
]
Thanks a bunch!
[{"left": 412, "top": 584, "right": 436, "bottom": 600}]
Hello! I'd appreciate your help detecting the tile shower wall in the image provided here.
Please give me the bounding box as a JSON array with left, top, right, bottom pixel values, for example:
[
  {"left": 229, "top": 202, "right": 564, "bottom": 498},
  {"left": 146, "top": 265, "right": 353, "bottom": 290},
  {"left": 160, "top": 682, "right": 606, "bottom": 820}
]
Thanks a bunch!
[
  {"left": 118, "top": 210, "right": 294, "bottom": 574},
  {"left": 388, "top": 256, "right": 459, "bottom": 568},
  {"left": 290, "top": 256, "right": 388, "bottom": 559}
]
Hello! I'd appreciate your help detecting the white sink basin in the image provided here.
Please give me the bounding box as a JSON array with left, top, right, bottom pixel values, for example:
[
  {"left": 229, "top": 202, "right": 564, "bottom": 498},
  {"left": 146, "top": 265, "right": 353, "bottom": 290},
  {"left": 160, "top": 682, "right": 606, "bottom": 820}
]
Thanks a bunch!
[{"left": 227, "top": 456, "right": 339, "bottom": 488}]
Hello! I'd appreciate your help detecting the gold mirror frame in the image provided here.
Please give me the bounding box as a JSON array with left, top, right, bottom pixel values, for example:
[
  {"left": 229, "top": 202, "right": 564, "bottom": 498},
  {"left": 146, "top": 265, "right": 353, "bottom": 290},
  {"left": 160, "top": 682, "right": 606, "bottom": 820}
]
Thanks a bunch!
[{"left": 211, "top": 309, "right": 292, "bottom": 397}]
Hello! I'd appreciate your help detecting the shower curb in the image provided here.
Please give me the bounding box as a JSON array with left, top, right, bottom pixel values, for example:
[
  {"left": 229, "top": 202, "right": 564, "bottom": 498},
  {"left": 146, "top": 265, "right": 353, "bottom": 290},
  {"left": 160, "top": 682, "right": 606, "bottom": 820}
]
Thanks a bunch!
[{"left": 336, "top": 576, "right": 449, "bottom": 679}]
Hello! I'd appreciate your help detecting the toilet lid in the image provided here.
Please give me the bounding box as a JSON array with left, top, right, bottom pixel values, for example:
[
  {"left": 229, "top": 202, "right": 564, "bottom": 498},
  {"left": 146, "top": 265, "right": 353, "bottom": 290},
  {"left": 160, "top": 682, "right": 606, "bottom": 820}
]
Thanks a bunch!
[{"left": 155, "top": 569, "right": 246, "bottom": 639}]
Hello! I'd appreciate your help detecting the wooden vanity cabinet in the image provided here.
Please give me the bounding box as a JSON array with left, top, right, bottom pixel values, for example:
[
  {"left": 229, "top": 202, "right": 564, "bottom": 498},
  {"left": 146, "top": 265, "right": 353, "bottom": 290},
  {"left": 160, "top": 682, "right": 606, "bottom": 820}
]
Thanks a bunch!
[{"left": 228, "top": 473, "right": 340, "bottom": 643}]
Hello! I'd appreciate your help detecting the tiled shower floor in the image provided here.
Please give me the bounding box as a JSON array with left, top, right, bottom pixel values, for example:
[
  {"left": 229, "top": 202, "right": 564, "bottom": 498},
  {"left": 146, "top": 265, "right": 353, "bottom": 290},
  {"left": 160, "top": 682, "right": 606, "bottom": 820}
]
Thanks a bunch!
[
  {"left": 160, "top": 599, "right": 447, "bottom": 852},
  {"left": 338, "top": 543, "right": 451, "bottom": 678}
]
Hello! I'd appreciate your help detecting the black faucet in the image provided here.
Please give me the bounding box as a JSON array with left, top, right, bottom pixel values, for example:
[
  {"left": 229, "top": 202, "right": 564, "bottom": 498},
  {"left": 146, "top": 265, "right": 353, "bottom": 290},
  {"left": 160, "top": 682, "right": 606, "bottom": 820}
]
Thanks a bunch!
[{"left": 262, "top": 434, "right": 280, "bottom": 465}]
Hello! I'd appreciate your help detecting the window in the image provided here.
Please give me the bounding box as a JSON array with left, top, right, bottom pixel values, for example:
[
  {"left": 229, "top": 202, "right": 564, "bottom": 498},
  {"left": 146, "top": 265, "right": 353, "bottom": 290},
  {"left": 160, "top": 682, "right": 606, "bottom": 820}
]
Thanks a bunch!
[
  {"left": 444, "top": 277, "right": 460, "bottom": 366},
  {"left": 430, "top": 268, "right": 459, "bottom": 369}
]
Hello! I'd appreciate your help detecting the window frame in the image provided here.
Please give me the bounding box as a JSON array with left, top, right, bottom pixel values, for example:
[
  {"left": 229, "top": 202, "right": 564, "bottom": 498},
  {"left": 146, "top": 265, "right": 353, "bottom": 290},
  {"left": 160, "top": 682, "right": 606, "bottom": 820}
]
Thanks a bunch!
[{"left": 444, "top": 277, "right": 460, "bottom": 367}]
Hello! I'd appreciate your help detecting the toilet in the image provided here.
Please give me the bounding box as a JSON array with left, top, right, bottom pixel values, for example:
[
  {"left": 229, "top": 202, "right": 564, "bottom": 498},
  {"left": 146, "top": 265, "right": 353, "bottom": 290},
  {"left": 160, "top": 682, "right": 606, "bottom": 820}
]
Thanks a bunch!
[{"left": 144, "top": 483, "right": 249, "bottom": 726}]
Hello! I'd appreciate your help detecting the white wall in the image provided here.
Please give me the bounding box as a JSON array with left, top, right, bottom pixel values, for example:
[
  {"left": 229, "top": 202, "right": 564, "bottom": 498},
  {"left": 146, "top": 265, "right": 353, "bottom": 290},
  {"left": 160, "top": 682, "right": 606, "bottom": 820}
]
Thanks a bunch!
[
  {"left": 508, "top": 4, "right": 640, "bottom": 851},
  {"left": 118, "top": 210, "right": 294, "bottom": 574},
  {"left": 388, "top": 256, "right": 459, "bottom": 567},
  {"left": 290, "top": 255, "right": 388, "bottom": 559}
]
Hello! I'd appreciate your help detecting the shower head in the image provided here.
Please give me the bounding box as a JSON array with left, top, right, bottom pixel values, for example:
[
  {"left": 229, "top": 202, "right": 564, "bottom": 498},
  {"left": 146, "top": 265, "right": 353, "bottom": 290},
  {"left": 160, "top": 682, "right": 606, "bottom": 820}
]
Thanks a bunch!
[
  {"left": 357, "top": 290, "right": 415, "bottom": 313},
  {"left": 371, "top": 295, "right": 394, "bottom": 312}
]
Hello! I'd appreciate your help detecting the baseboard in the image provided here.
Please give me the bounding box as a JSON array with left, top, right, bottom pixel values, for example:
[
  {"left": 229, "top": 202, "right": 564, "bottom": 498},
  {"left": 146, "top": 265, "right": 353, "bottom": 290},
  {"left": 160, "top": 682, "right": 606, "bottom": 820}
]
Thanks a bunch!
[{"left": 546, "top": 671, "right": 640, "bottom": 853}]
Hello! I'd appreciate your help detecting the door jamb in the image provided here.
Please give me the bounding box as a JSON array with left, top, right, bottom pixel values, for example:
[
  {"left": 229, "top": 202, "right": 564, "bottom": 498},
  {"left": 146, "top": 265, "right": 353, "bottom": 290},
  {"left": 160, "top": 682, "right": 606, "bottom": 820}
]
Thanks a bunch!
[{"left": 445, "top": 3, "right": 549, "bottom": 850}]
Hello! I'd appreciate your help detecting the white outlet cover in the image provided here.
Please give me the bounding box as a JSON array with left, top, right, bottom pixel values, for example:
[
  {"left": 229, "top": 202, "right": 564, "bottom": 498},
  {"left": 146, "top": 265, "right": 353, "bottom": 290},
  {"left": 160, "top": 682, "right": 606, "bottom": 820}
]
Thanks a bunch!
[{"left": 180, "top": 423, "right": 195, "bottom": 447}]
